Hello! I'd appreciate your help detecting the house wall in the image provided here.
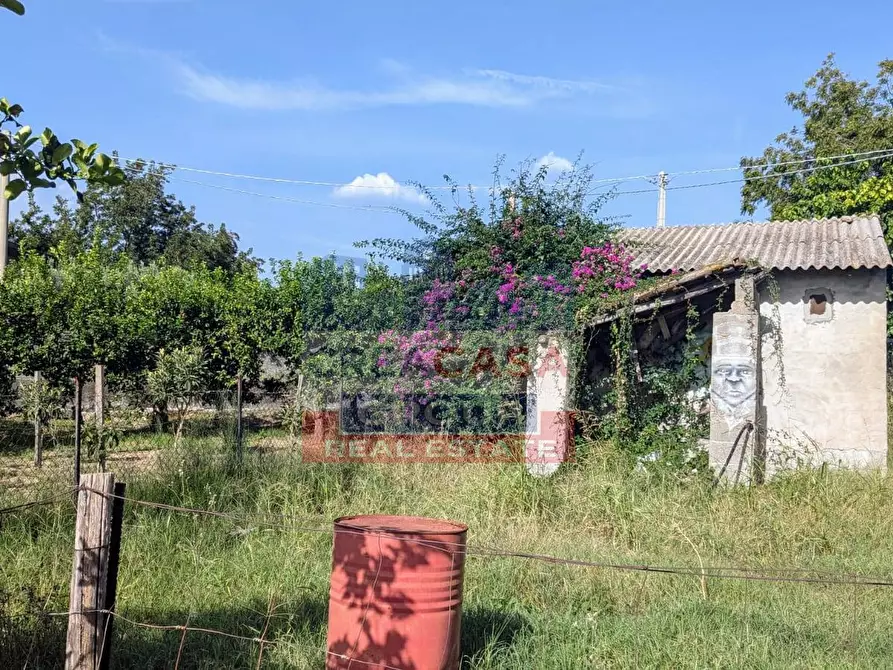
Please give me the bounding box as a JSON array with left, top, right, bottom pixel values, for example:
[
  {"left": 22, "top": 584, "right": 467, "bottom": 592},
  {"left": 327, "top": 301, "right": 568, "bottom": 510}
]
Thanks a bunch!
[{"left": 758, "top": 268, "right": 888, "bottom": 473}]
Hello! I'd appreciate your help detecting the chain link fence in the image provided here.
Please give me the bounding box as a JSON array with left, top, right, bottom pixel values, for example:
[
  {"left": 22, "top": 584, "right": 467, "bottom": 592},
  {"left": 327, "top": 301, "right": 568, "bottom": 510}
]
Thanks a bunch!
[{"left": 0, "top": 379, "right": 309, "bottom": 505}]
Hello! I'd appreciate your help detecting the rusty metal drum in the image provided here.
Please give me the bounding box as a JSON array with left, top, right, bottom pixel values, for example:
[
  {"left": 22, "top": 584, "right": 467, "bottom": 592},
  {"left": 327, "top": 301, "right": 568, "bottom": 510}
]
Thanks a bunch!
[{"left": 326, "top": 514, "right": 468, "bottom": 669}]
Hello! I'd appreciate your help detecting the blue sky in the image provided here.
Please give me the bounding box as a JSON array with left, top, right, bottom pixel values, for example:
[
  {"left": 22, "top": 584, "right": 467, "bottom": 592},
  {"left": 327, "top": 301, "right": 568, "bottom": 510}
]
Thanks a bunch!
[{"left": 6, "top": 0, "right": 893, "bottom": 265}]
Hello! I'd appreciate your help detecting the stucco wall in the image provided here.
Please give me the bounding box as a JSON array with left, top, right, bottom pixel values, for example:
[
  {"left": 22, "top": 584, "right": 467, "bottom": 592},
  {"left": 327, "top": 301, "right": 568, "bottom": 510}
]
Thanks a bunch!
[{"left": 758, "top": 268, "right": 888, "bottom": 473}]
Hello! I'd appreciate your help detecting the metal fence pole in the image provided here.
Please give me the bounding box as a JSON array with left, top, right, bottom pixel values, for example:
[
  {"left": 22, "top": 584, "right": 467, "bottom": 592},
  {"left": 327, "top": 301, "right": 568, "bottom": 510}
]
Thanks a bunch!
[
  {"left": 34, "top": 371, "right": 43, "bottom": 467},
  {"left": 236, "top": 374, "right": 244, "bottom": 463},
  {"left": 74, "top": 377, "right": 82, "bottom": 486},
  {"left": 94, "top": 364, "right": 106, "bottom": 472}
]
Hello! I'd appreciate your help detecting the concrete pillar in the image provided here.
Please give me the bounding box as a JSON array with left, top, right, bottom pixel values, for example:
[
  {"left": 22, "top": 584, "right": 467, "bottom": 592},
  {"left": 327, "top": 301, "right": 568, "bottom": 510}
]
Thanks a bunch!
[
  {"left": 525, "top": 335, "right": 572, "bottom": 477},
  {"left": 708, "top": 277, "right": 760, "bottom": 484}
]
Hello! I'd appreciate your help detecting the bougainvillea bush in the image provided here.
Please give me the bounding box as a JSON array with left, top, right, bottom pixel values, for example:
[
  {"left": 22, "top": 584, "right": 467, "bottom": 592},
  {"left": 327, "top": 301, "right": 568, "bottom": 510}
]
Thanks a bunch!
[{"left": 353, "top": 160, "right": 646, "bottom": 437}]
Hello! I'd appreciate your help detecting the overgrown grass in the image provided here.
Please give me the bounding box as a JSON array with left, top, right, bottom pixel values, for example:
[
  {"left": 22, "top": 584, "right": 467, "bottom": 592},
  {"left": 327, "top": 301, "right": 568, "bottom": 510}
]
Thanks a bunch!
[{"left": 3, "top": 446, "right": 893, "bottom": 668}]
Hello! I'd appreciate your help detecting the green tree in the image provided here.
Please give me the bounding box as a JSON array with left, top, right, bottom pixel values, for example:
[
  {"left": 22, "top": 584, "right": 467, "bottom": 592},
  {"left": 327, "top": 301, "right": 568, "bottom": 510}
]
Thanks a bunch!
[
  {"left": 146, "top": 346, "right": 207, "bottom": 446},
  {"left": 0, "top": 250, "right": 268, "bottom": 393},
  {"left": 740, "top": 55, "right": 893, "bottom": 237},
  {"left": 10, "top": 161, "right": 255, "bottom": 273},
  {"left": 266, "top": 255, "right": 405, "bottom": 409},
  {"left": 0, "top": 248, "right": 135, "bottom": 387}
]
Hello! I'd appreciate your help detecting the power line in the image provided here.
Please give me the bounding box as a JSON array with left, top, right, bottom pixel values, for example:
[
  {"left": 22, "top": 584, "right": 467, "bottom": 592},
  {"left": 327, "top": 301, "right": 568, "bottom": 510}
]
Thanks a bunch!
[
  {"left": 168, "top": 177, "right": 403, "bottom": 214},
  {"left": 670, "top": 147, "right": 893, "bottom": 178},
  {"left": 166, "top": 150, "right": 893, "bottom": 213},
  {"left": 121, "top": 148, "right": 893, "bottom": 193},
  {"left": 612, "top": 151, "right": 893, "bottom": 196}
]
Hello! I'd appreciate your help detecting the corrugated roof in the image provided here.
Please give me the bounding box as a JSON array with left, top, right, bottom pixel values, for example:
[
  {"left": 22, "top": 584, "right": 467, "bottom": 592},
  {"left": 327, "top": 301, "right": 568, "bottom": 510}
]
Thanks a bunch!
[{"left": 625, "top": 215, "right": 892, "bottom": 273}]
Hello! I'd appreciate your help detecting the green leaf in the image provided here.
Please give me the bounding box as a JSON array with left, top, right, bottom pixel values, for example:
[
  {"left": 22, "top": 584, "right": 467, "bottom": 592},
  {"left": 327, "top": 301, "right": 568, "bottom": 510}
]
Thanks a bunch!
[
  {"left": 0, "top": 0, "right": 25, "bottom": 16},
  {"left": 102, "top": 170, "right": 126, "bottom": 186},
  {"left": 15, "top": 125, "right": 31, "bottom": 140},
  {"left": 40, "top": 127, "right": 54, "bottom": 146},
  {"left": 29, "top": 178, "right": 55, "bottom": 189},
  {"left": 95, "top": 153, "right": 110, "bottom": 171},
  {"left": 51, "top": 143, "right": 72, "bottom": 165},
  {"left": 3, "top": 178, "right": 26, "bottom": 200},
  {"left": 0, "top": 160, "right": 14, "bottom": 176},
  {"left": 20, "top": 160, "right": 39, "bottom": 180}
]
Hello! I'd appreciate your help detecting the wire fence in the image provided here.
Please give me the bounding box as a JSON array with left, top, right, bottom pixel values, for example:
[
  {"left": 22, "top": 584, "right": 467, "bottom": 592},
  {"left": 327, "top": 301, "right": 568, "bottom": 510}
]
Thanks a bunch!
[
  {"left": 1, "top": 373, "right": 537, "bottom": 507},
  {"left": 4, "top": 372, "right": 893, "bottom": 666},
  {"left": 3, "top": 484, "right": 893, "bottom": 667}
]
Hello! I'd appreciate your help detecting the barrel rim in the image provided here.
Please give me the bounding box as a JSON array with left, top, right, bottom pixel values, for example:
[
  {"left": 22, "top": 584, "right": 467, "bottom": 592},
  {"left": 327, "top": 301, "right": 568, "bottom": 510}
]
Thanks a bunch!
[{"left": 334, "top": 514, "right": 468, "bottom": 535}]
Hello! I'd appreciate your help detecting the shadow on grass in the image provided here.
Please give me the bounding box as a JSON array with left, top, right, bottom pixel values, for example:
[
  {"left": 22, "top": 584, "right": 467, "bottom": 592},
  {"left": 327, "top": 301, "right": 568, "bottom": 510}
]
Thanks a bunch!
[
  {"left": 0, "top": 586, "right": 69, "bottom": 670},
  {"left": 460, "top": 606, "right": 529, "bottom": 668},
  {"left": 2, "top": 593, "right": 529, "bottom": 669},
  {"left": 1, "top": 595, "right": 329, "bottom": 670},
  {"left": 111, "top": 597, "right": 329, "bottom": 670}
]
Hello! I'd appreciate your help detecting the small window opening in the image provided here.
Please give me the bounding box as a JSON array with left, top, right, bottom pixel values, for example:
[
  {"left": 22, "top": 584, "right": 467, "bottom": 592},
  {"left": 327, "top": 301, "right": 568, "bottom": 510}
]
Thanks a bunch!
[
  {"left": 804, "top": 287, "right": 833, "bottom": 323},
  {"left": 809, "top": 293, "right": 827, "bottom": 315}
]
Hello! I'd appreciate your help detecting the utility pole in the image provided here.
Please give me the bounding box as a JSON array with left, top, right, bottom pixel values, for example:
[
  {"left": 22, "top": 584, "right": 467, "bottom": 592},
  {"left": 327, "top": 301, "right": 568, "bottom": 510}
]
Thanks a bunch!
[
  {"left": 0, "top": 171, "right": 8, "bottom": 277},
  {"left": 655, "top": 171, "right": 667, "bottom": 228}
]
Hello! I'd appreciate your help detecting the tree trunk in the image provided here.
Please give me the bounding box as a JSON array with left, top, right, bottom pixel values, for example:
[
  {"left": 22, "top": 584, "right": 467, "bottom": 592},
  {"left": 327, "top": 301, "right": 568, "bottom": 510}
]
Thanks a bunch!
[{"left": 152, "top": 402, "right": 170, "bottom": 433}]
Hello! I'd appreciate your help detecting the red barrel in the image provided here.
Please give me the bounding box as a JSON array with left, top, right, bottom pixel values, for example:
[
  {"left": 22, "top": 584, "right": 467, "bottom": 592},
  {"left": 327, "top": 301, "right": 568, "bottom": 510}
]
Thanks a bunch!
[{"left": 326, "top": 514, "right": 468, "bottom": 669}]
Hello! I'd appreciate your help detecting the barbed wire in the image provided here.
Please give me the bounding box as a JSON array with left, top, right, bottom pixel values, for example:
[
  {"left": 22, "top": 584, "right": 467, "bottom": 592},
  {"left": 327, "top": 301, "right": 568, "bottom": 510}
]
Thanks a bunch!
[
  {"left": 47, "top": 608, "right": 276, "bottom": 645},
  {"left": 42, "top": 607, "right": 407, "bottom": 669},
  {"left": 65, "top": 485, "right": 893, "bottom": 588},
  {"left": 0, "top": 488, "right": 77, "bottom": 516},
  {"left": 7, "top": 484, "right": 892, "bottom": 587}
]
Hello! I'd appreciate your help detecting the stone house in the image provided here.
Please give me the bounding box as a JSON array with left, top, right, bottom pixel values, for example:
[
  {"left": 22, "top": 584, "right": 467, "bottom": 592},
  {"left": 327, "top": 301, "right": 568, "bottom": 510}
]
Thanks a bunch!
[
  {"left": 631, "top": 214, "right": 891, "bottom": 478},
  {"left": 526, "top": 215, "right": 892, "bottom": 479}
]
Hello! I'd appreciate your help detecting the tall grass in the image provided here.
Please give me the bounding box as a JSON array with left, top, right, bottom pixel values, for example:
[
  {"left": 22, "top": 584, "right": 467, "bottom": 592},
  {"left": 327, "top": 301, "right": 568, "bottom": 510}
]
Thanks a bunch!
[{"left": 2, "top": 446, "right": 893, "bottom": 668}]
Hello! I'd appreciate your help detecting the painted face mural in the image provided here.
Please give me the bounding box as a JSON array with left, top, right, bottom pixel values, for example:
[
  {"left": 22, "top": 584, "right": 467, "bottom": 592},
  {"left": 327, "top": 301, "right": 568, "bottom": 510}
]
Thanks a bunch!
[
  {"left": 712, "top": 359, "right": 756, "bottom": 407},
  {"left": 709, "top": 321, "right": 757, "bottom": 427}
]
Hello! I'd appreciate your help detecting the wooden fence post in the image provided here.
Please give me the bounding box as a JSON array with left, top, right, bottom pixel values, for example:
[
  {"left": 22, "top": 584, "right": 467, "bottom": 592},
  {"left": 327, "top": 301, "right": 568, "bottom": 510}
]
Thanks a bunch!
[
  {"left": 65, "top": 472, "right": 123, "bottom": 670},
  {"left": 34, "top": 371, "right": 43, "bottom": 467}
]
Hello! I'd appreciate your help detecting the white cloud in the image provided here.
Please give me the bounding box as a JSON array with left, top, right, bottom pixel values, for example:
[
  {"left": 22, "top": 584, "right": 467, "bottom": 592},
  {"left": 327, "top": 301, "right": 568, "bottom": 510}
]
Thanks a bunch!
[
  {"left": 537, "top": 152, "right": 574, "bottom": 173},
  {"left": 170, "top": 61, "right": 614, "bottom": 111},
  {"left": 333, "top": 172, "right": 428, "bottom": 204},
  {"left": 474, "top": 69, "right": 615, "bottom": 93}
]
